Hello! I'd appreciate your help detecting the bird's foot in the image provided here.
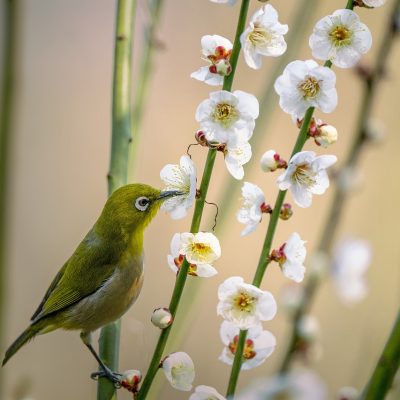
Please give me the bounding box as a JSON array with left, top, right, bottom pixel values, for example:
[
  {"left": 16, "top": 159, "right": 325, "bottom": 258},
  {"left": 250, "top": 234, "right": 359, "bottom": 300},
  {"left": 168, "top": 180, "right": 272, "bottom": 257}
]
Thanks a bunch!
[{"left": 91, "top": 367, "right": 123, "bottom": 388}]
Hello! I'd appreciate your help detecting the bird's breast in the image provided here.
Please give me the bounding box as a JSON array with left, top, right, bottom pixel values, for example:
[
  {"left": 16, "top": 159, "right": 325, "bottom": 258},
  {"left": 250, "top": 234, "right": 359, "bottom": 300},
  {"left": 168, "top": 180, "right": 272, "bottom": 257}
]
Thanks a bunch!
[{"left": 63, "top": 255, "right": 144, "bottom": 332}]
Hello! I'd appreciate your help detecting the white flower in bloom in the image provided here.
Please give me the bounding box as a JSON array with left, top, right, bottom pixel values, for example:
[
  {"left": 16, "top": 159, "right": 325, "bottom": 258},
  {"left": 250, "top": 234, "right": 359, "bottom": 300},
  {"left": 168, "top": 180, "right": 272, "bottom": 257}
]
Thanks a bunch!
[
  {"left": 210, "top": 0, "right": 237, "bottom": 5},
  {"left": 309, "top": 9, "right": 372, "bottom": 68},
  {"left": 280, "top": 232, "right": 307, "bottom": 282},
  {"left": 277, "top": 151, "right": 337, "bottom": 208},
  {"left": 240, "top": 4, "right": 288, "bottom": 69},
  {"left": 189, "top": 385, "right": 226, "bottom": 400},
  {"left": 196, "top": 90, "right": 259, "bottom": 145},
  {"left": 225, "top": 137, "right": 252, "bottom": 180},
  {"left": 219, "top": 321, "right": 276, "bottom": 370},
  {"left": 160, "top": 155, "right": 196, "bottom": 219},
  {"left": 167, "top": 233, "right": 218, "bottom": 277},
  {"left": 363, "top": 0, "right": 386, "bottom": 7},
  {"left": 332, "top": 238, "right": 372, "bottom": 304},
  {"left": 162, "top": 352, "right": 195, "bottom": 391},
  {"left": 237, "top": 182, "right": 266, "bottom": 236},
  {"left": 191, "top": 35, "right": 233, "bottom": 86},
  {"left": 217, "top": 276, "right": 277, "bottom": 329},
  {"left": 236, "top": 370, "right": 327, "bottom": 400},
  {"left": 274, "top": 59, "right": 337, "bottom": 119}
]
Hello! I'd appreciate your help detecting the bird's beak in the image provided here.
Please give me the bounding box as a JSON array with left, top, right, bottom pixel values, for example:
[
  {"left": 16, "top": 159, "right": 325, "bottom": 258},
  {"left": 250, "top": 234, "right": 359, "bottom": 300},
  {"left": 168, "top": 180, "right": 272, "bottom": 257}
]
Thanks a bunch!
[{"left": 157, "top": 190, "right": 185, "bottom": 200}]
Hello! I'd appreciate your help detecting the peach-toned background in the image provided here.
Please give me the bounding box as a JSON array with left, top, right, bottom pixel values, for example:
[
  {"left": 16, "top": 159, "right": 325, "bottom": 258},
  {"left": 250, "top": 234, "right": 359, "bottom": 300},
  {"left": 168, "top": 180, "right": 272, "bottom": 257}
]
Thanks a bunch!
[{"left": 1, "top": 1, "right": 400, "bottom": 399}]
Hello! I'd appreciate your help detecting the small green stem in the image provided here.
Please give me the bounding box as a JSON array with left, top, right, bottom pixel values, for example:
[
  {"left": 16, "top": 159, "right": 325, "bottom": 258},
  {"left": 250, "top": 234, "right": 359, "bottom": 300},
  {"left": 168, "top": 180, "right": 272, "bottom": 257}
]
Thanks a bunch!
[
  {"left": 278, "top": 0, "right": 400, "bottom": 374},
  {"left": 137, "top": 1, "right": 251, "bottom": 397},
  {"left": 0, "top": 0, "right": 18, "bottom": 395},
  {"left": 222, "top": 0, "right": 250, "bottom": 92},
  {"left": 361, "top": 310, "right": 400, "bottom": 400},
  {"left": 128, "top": 0, "right": 164, "bottom": 180},
  {"left": 98, "top": 1, "right": 136, "bottom": 399},
  {"left": 226, "top": 330, "right": 247, "bottom": 397}
]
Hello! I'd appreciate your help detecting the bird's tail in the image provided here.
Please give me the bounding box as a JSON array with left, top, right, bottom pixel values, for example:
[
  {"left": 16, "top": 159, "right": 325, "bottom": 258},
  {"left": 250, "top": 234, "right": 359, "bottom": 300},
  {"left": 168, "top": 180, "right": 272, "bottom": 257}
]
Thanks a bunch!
[{"left": 2, "top": 322, "right": 44, "bottom": 366}]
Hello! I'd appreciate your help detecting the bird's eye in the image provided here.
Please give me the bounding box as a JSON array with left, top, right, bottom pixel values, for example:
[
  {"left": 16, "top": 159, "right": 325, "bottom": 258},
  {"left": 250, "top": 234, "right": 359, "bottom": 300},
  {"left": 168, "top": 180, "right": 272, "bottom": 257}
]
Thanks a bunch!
[{"left": 135, "top": 196, "right": 150, "bottom": 212}]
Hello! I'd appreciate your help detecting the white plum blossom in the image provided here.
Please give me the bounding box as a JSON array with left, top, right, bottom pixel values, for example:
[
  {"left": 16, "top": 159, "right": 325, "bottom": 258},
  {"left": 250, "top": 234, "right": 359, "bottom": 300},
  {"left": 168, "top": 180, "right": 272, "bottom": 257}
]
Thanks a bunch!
[
  {"left": 236, "top": 370, "right": 327, "bottom": 400},
  {"left": 224, "top": 137, "right": 252, "bottom": 180},
  {"left": 168, "top": 232, "right": 220, "bottom": 277},
  {"left": 210, "top": 0, "right": 237, "bottom": 5},
  {"left": 332, "top": 238, "right": 372, "bottom": 304},
  {"left": 196, "top": 90, "right": 259, "bottom": 145},
  {"left": 160, "top": 155, "right": 196, "bottom": 219},
  {"left": 277, "top": 151, "right": 337, "bottom": 208},
  {"left": 240, "top": 4, "right": 288, "bottom": 69},
  {"left": 362, "top": 0, "right": 386, "bottom": 7},
  {"left": 217, "top": 276, "right": 277, "bottom": 329},
  {"left": 237, "top": 182, "right": 267, "bottom": 236},
  {"left": 274, "top": 59, "right": 338, "bottom": 119},
  {"left": 309, "top": 9, "right": 372, "bottom": 68},
  {"left": 273, "top": 232, "right": 307, "bottom": 282},
  {"left": 191, "top": 35, "right": 233, "bottom": 86},
  {"left": 162, "top": 352, "right": 195, "bottom": 391},
  {"left": 219, "top": 321, "right": 276, "bottom": 370},
  {"left": 189, "top": 385, "right": 226, "bottom": 400}
]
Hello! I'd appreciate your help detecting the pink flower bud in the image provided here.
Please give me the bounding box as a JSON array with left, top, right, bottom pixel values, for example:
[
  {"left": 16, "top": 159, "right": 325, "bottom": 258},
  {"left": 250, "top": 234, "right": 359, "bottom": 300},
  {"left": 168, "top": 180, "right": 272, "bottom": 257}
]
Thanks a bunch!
[
  {"left": 151, "top": 307, "right": 173, "bottom": 329},
  {"left": 121, "top": 369, "right": 142, "bottom": 392}
]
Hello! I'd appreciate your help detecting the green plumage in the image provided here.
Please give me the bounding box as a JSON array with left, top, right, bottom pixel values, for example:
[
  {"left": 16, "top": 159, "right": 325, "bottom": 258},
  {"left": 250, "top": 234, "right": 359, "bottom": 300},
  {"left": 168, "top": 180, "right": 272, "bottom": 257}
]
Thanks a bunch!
[{"left": 2, "top": 184, "right": 178, "bottom": 367}]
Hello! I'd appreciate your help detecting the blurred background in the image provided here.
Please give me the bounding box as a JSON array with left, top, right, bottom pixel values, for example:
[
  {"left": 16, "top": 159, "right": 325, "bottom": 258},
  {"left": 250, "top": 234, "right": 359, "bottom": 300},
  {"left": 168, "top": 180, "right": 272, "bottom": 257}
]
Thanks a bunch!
[{"left": 0, "top": 0, "right": 399, "bottom": 399}]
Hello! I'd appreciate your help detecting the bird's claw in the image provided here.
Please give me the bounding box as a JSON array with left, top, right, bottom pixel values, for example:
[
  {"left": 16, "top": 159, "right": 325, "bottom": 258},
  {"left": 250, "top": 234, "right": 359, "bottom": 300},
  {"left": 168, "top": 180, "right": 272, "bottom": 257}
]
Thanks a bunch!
[{"left": 91, "top": 368, "right": 123, "bottom": 388}]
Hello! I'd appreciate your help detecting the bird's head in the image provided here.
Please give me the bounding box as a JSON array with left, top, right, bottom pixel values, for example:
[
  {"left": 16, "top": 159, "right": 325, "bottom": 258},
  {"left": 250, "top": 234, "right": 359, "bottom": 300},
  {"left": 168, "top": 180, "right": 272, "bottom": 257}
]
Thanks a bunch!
[{"left": 98, "top": 183, "right": 183, "bottom": 237}]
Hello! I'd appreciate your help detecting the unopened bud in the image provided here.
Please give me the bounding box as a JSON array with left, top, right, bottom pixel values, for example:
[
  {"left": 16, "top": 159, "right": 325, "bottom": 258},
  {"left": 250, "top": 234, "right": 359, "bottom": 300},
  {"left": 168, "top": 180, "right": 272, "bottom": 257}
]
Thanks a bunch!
[
  {"left": 260, "top": 149, "right": 286, "bottom": 172},
  {"left": 195, "top": 130, "right": 208, "bottom": 146},
  {"left": 121, "top": 369, "right": 142, "bottom": 392},
  {"left": 315, "top": 124, "right": 338, "bottom": 148},
  {"left": 151, "top": 307, "right": 173, "bottom": 329},
  {"left": 260, "top": 202, "right": 272, "bottom": 214},
  {"left": 279, "top": 203, "right": 293, "bottom": 220}
]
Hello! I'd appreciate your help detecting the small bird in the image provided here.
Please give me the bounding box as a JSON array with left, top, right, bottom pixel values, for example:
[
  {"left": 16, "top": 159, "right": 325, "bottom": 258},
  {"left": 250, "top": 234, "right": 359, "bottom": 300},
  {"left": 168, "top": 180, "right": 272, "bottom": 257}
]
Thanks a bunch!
[{"left": 2, "top": 183, "right": 182, "bottom": 383}]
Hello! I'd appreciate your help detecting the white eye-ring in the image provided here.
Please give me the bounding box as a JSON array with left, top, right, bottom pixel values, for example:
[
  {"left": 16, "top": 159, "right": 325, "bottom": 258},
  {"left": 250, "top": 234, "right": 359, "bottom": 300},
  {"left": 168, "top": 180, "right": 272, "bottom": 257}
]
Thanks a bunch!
[{"left": 135, "top": 196, "right": 150, "bottom": 211}]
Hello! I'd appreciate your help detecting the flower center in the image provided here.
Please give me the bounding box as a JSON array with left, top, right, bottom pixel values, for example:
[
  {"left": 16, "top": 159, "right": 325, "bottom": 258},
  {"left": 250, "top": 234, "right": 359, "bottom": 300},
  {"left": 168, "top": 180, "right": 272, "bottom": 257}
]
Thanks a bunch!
[
  {"left": 329, "top": 25, "right": 352, "bottom": 47},
  {"left": 234, "top": 291, "right": 256, "bottom": 313},
  {"left": 228, "top": 335, "right": 257, "bottom": 360},
  {"left": 174, "top": 255, "right": 198, "bottom": 276},
  {"left": 292, "top": 164, "right": 316, "bottom": 187},
  {"left": 207, "top": 45, "right": 232, "bottom": 63},
  {"left": 189, "top": 242, "right": 212, "bottom": 263},
  {"left": 248, "top": 25, "right": 273, "bottom": 48},
  {"left": 298, "top": 76, "right": 321, "bottom": 99},
  {"left": 212, "top": 103, "right": 239, "bottom": 128}
]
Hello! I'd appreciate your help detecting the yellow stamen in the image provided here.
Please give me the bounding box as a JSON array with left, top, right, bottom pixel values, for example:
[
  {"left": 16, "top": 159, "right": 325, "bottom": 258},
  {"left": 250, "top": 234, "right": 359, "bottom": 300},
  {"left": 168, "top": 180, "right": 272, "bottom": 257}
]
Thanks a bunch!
[
  {"left": 329, "top": 25, "right": 352, "bottom": 47},
  {"left": 234, "top": 291, "right": 256, "bottom": 313},
  {"left": 298, "top": 76, "right": 321, "bottom": 99},
  {"left": 248, "top": 25, "right": 273, "bottom": 48},
  {"left": 212, "top": 103, "right": 239, "bottom": 128},
  {"left": 292, "top": 164, "right": 316, "bottom": 187}
]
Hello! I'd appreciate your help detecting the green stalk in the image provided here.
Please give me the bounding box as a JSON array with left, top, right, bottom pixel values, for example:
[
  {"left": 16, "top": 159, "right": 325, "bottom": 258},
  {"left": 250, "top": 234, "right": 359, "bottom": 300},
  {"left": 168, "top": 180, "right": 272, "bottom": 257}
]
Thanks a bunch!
[
  {"left": 98, "top": 1, "right": 136, "bottom": 399},
  {"left": 137, "top": 2, "right": 250, "bottom": 398},
  {"left": 225, "top": 0, "right": 358, "bottom": 394},
  {"left": 128, "top": 0, "right": 164, "bottom": 180},
  {"left": 213, "top": 0, "right": 318, "bottom": 230},
  {"left": 279, "top": 0, "right": 399, "bottom": 374},
  {"left": 361, "top": 310, "right": 400, "bottom": 400},
  {"left": 0, "top": 0, "right": 18, "bottom": 395}
]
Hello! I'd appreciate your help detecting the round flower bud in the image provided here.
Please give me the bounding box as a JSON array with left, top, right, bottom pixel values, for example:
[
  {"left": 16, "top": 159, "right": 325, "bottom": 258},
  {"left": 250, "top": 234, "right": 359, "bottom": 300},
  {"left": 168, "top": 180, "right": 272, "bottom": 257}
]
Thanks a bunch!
[
  {"left": 279, "top": 203, "right": 293, "bottom": 221},
  {"left": 260, "top": 150, "right": 279, "bottom": 172},
  {"left": 315, "top": 124, "right": 338, "bottom": 148},
  {"left": 195, "top": 130, "right": 208, "bottom": 146},
  {"left": 151, "top": 307, "right": 173, "bottom": 329},
  {"left": 214, "top": 59, "right": 232, "bottom": 76},
  {"left": 121, "top": 369, "right": 142, "bottom": 392}
]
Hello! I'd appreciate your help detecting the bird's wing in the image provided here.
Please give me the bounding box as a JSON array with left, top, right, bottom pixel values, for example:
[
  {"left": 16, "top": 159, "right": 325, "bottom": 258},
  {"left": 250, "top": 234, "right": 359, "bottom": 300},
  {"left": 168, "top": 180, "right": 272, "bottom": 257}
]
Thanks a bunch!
[{"left": 31, "top": 231, "right": 120, "bottom": 323}]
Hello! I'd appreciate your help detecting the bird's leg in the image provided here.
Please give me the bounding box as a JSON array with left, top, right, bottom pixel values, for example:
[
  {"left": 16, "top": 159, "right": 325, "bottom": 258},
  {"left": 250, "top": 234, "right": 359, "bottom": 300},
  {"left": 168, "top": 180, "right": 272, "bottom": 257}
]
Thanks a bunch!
[{"left": 80, "top": 331, "right": 122, "bottom": 387}]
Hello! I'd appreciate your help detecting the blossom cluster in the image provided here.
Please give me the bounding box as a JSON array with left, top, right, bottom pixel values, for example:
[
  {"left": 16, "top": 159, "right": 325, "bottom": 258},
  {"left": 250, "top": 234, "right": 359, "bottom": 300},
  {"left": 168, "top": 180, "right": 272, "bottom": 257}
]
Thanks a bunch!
[{"left": 147, "top": 0, "right": 380, "bottom": 396}]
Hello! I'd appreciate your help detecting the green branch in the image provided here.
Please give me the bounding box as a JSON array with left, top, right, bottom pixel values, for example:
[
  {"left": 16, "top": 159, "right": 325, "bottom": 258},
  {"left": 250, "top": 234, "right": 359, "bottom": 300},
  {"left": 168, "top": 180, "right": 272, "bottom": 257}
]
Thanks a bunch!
[
  {"left": 128, "top": 0, "right": 164, "bottom": 180},
  {"left": 361, "top": 310, "right": 400, "bottom": 400},
  {"left": 0, "top": 0, "right": 18, "bottom": 395},
  {"left": 98, "top": 1, "right": 136, "bottom": 399},
  {"left": 137, "top": 2, "right": 250, "bottom": 398},
  {"left": 279, "top": 0, "right": 400, "bottom": 374}
]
